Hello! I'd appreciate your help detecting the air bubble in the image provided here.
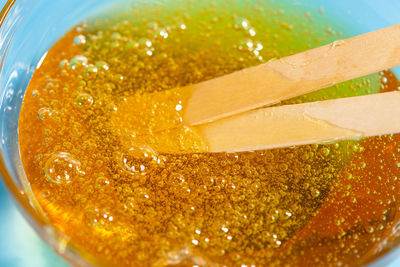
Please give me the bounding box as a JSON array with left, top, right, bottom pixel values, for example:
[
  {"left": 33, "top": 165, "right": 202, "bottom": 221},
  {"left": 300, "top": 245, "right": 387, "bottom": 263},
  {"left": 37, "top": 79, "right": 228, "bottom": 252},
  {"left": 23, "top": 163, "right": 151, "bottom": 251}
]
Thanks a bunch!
[
  {"left": 311, "top": 188, "right": 321, "bottom": 198},
  {"left": 84, "top": 64, "right": 98, "bottom": 77},
  {"left": 279, "top": 163, "right": 288, "bottom": 171},
  {"left": 234, "top": 17, "right": 250, "bottom": 30},
  {"left": 73, "top": 35, "right": 86, "bottom": 45},
  {"left": 44, "top": 152, "right": 81, "bottom": 184},
  {"left": 320, "top": 147, "right": 330, "bottom": 157},
  {"left": 170, "top": 172, "right": 185, "bottom": 184},
  {"left": 70, "top": 55, "right": 88, "bottom": 69},
  {"left": 38, "top": 107, "right": 52, "bottom": 120},
  {"left": 75, "top": 93, "right": 94, "bottom": 108},
  {"left": 138, "top": 38, "right": 152, "bottom": 48},
  {"left": 59, "top": 59, "right": 69, "bottom": 68},
  {"left": 95, "top": 61, "right": 109, "bottom": 71},
  {"left": 111, "top": 32, "right": 122, "bottom": 40},
  {"left": 103, "top": 83, "right": 116, "bottom": 93},
  {"left": 159, "top": 29, "right": 169, "bottom": 39},
  {"left": 118, "top": 145, "right": 158, "bottom": 175},
  {"left": 225, "top": 152, "right": 239, "bottom": 164},
  {"left": 95, "top": 175, "right": 112, "bottom": 193},
  {"left": 255, "top": 42, "right": 263, "bottom": 51},
  {"left": 84, "top": 206, "right": 114, "bottom": 228},
  {"left": 126, "top": 41, "right": 139, "bottom": 50},
  {"left": 248, "top": 28, "right": 256, "bottom": 36},
  {"left": 166, "top": 172, "right": 191, "bottom": 198}
]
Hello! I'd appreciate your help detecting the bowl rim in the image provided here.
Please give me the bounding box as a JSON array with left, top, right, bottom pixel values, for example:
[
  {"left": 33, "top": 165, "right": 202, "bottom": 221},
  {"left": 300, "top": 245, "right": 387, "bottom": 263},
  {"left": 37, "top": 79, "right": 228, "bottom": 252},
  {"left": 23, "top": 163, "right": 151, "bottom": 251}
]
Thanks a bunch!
[
  {"left": 0, "top": 0, "right": 400, "bottom": 266},
  {"left": 0, "top": 0, "right": 50, "bottom": 231},
  {"left": 0, "top": 1, "right": 94, "bottom": 266}
]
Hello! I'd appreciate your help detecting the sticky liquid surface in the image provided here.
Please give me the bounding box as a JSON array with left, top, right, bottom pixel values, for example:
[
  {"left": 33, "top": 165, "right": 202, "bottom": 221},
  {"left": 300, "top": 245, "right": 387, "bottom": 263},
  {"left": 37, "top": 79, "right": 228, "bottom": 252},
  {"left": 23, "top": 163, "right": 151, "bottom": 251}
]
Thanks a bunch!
[{"left": 18, "top": 1, "right": 400, "bottom": 266}]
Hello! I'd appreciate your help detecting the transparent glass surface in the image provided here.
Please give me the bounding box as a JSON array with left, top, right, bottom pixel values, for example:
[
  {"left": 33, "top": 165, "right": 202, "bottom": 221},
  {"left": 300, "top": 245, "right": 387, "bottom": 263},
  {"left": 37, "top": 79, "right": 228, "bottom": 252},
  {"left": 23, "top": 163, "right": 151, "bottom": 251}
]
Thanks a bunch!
[{"left": 0, "top": 0, "right": 400, "bottom": 266}]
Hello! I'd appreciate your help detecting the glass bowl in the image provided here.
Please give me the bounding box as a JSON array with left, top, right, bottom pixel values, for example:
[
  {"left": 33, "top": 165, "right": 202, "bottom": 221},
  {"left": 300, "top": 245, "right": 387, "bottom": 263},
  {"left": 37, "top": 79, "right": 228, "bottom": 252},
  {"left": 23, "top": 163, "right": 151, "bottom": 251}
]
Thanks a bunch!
[{"left": 1, "top": 0, "right": 400, "bottom": 266}]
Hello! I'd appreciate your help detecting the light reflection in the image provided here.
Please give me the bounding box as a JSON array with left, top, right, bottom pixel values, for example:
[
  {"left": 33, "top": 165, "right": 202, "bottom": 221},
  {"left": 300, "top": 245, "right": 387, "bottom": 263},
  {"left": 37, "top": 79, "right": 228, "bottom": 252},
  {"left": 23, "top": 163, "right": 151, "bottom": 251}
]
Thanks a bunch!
[{"left": 36, "top": 51, "right": 48, "bottom": 69}]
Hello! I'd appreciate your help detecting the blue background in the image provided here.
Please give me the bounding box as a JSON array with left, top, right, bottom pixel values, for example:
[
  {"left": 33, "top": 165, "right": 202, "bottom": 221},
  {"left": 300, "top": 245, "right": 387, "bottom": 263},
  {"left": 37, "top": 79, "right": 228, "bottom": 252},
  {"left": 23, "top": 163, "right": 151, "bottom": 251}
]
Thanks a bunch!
[{"left": 0, "top": 0, "right": 400, "bottom": 266}]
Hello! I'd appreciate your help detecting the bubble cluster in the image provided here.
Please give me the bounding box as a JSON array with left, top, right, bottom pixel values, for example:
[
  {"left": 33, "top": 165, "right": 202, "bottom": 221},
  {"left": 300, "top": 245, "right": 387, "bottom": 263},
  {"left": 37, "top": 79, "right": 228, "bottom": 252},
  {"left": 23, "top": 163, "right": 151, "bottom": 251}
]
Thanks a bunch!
[{"left": 17, "top": 0, "right": 400, "bottom": 266}]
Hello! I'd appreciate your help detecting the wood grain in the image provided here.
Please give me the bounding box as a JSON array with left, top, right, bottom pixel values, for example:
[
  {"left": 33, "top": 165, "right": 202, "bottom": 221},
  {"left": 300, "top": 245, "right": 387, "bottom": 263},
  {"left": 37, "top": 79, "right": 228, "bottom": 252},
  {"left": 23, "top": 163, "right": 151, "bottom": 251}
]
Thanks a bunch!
[
  {"left": 196, "top": 91, "right": 400, "bottom": 152},
  {"left": 183, "top": 24, "right": 400, "bottom": 125}
]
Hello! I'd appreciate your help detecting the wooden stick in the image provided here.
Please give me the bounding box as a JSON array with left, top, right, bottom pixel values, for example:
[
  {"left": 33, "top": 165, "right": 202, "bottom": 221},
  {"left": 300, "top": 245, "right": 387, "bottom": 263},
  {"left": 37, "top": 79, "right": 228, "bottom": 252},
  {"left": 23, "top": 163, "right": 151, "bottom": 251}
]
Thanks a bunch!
[
  {"left": 183, "top": 24, "right": 400, "bottom": 125},
  {"left": 195, "top": 91, "right": 400, "bottom": 152}
]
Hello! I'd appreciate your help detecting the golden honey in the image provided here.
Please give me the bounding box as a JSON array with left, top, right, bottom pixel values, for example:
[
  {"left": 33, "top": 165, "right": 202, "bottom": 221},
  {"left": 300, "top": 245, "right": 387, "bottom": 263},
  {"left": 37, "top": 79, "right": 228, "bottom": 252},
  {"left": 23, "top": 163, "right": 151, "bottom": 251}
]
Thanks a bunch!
[{"left": 18, "top": 1, "right": 400, "bottom": 266}]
